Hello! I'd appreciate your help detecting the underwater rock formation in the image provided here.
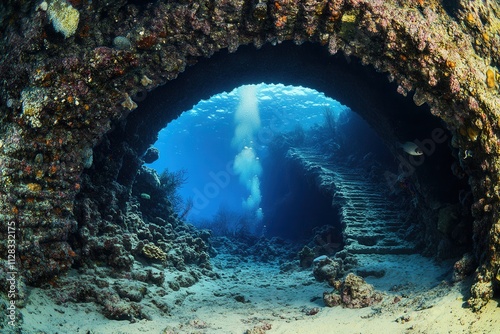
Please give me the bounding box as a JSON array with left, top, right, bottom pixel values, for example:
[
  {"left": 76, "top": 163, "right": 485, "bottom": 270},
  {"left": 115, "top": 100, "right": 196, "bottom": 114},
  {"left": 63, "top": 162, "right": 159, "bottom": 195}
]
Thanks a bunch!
[
  {"left": 1, "top": 0, "right": 500, "bottom": 312},
  {"left": 323, "top": 273, "right": 383, "bottom": 308},
  {"left": 312, "top": 255, "right": 343, "bottom": 283}
]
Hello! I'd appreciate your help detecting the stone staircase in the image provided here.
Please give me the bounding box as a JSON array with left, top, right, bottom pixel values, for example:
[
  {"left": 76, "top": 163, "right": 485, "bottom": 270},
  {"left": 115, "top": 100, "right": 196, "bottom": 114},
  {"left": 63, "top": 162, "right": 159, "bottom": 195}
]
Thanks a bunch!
[{"left": 287, "top": 147, "right": 416, "bottom": 256}]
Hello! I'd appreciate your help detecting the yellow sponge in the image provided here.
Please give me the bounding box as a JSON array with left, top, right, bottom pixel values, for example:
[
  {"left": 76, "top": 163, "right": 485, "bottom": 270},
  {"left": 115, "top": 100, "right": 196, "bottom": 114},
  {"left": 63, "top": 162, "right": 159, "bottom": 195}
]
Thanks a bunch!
[{"left": 48, "top": 0, "right": 80, "bottom": 38}]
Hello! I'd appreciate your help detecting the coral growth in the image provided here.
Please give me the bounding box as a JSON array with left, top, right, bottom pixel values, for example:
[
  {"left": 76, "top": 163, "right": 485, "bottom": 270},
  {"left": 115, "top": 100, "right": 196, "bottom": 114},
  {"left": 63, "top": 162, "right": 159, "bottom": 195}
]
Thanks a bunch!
[
  {"left": 323, "top": 273, "right": 383, "bottom": 308},
  {"left": 453, "top": 252, "right": 476, "bottom": 282},
  {"left": 299, "top": 225, "right": 343, "bottom": 268},
  {"left": 0, "top": 0, "right": 500, "bottom": 312},
  {"left": 47, "top": 0, "right": 80, "bottom": 38},
  {"left": 312, "top": 256, "right": 343, "bottom": 283},
  {"left": 142, "top": 243, "right": 167, "bottom": 262}
]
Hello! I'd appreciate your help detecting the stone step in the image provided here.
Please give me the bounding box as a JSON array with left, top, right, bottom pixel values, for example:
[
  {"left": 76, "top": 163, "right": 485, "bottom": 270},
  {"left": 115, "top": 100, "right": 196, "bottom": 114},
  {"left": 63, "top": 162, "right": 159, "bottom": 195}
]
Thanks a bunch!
[
  {"left": 288, "top": 147, "right": 415, "bottom": 257},
  {"left": 345, "top": 244, "right": 416, "bottom": 255}
]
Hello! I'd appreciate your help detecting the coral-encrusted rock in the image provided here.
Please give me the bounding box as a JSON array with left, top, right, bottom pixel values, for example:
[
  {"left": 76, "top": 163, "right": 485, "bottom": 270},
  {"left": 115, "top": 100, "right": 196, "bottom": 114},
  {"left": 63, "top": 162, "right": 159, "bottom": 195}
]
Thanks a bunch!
[
  {"left": 312, "top": 256, "right": 343, "bottom": 282},
  {"left": 143, "top": 147, "right": 160, "bottom": 164},
  {"left": 1, "top": 0, "right": 500, "bottom": 311},
  {"left": 453, "top": 252, "right": 476, "bottom": 282},
  {"left": 299, "top": 225, "right": 343, "bottom": 268},
  {"left": 323, "top": 273, "right": 383, "bottom": 308},
  {"left": 323, "top": 291, "right": 343, "bottom": 308},
  {"left": 142, "top": 242, "right": 167, "bottom": 263},
  {"left": 244, "top": 323, "right": 272, "bottom": 334},
  {"left": 45, "top": 271, "right": 152, "bottom": 321},
  {"left": 298, "top": 245, "right": 315, "bottom": 268}
]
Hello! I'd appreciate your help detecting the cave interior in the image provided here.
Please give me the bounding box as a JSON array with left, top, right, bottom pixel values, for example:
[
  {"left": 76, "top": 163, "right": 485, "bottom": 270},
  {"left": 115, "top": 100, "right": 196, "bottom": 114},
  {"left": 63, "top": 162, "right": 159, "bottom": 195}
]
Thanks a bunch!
[{"left": 85, "top": 41, "right": 472, "bottom": 263}]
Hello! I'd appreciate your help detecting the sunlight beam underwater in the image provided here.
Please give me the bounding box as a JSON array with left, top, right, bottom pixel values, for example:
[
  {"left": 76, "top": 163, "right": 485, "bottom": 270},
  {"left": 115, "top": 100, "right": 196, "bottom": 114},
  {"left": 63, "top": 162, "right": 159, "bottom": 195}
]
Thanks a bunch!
[{"left": 232, "top": 85, "right": 264, "bottom": 222}]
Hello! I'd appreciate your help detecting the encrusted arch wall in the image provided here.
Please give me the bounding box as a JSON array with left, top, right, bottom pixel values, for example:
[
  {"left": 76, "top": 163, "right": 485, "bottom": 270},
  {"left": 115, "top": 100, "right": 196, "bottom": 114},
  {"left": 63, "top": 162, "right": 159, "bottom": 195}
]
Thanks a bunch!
[
  {"left": 122, "top": 41, "right": 434, "bottom": 158},
  {"left": 1, "top": 0, "right": 499, "bottom": 310},
  {"left": 113, "top": 40, "right": 460, "bottom": 247}
]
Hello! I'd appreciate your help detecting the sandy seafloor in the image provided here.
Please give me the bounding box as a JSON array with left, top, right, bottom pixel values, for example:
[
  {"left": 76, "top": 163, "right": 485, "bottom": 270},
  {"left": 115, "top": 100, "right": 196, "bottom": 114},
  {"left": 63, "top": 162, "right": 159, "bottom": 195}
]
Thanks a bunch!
[{"left": 20, "top": 252, "right": 500, "bottom": 334}]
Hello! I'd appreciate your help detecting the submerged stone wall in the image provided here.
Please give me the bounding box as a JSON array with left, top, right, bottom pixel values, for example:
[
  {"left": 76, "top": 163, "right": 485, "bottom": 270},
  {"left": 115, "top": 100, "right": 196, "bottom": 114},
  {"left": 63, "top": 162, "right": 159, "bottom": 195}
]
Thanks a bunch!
[{"left": 1, "top": 0, "right": 500, "bottom": 310}]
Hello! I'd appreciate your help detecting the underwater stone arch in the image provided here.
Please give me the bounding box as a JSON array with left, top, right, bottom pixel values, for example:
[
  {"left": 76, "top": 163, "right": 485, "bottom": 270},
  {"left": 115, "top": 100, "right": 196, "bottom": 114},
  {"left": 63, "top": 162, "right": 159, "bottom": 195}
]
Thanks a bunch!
[
  {"left": 0, "top": 0, "right": 499, "bottom": 310},
  {"left": 116, "top": 41, "right": 449, "bottom": 243}
]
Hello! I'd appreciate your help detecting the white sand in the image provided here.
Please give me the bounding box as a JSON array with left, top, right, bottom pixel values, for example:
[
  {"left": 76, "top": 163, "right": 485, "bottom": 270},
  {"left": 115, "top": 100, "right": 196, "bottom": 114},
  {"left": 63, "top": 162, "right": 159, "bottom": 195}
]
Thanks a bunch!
[{"left": 19, "top": 253, "right": 500, "bottom": 334}]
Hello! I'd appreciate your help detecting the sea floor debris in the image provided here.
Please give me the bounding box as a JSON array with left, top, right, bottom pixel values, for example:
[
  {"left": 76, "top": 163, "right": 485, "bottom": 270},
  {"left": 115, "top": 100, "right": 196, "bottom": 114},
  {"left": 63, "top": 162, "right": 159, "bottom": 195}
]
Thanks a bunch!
[{"left": 16, "top": 237, "right": 500, "bottom": 334}]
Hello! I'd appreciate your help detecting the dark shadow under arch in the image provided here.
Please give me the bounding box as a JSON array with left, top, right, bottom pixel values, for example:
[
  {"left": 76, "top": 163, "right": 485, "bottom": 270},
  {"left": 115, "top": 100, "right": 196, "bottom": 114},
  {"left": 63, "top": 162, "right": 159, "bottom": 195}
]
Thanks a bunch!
[
  {"left": 96, "top": 41, "right": 461, "bottom": 205},
  {"left": 117, "top": 40, "right": 465, "bottom": 211},
  {"left": 89, "top": 40, "right": 471, "bottom": 258},
  {"left": 124, "top": 41, "right": 441, "bottom": 158}
]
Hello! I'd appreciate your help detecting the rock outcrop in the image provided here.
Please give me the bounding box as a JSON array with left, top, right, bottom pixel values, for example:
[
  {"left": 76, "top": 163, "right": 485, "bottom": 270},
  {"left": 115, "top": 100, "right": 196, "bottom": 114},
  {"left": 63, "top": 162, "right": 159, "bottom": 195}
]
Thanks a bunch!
[{"left": 1, "top": 0, "right": 500, "bottom": 310}]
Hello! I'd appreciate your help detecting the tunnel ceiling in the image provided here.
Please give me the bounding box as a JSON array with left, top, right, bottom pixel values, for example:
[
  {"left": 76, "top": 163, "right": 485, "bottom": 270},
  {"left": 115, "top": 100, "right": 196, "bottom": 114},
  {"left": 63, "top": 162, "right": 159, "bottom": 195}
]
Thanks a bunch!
[
  {"left": 125, "top": 41, "right": 435, "bottom": 156},
  {"left": 1, "top": 0, "right": 500, "bottom": 311}
]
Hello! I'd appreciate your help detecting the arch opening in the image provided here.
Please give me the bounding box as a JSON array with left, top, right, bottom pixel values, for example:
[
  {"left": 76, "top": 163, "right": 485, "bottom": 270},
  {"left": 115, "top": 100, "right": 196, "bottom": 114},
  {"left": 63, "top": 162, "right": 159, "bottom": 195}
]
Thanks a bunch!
[
  {"left": 145, "top": 83, "right": 352, "bottom": 241},
  {"left": 3, "top": 0, "right": 500, "bottom": 330},
  {"left": 76, "top": 41, "right": 474, "bottom": 265},
  {"left": 128, "top": 74, "right": 471, "bottom": 257},
  {"left": 109, "top": 41, "right": 472, "bottom": 252},
  {"left": 13, "top": 31, "right": 479, "bottom": 334},
  {"left": 66, "top": 42, "right": 475, "bottom": 327}
]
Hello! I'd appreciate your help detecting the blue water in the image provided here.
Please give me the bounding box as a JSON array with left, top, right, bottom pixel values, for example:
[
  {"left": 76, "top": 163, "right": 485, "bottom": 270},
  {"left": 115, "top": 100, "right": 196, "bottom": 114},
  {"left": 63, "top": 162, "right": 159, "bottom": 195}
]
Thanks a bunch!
[{"left": 147, "top": 83, "right": 352, "bottom": 223}]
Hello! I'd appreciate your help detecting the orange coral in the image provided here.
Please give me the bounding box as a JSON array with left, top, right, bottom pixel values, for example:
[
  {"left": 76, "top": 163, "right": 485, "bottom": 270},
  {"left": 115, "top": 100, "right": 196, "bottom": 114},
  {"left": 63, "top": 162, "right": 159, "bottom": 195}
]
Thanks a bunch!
[
  {"left": 466, "top": 12, "right": 475, "bottom": 25},
  {"left": 486, "top": 68, "right": 496, "bottom": 88},
  {"left": 49, "top": 165, "right": 58, "bottom": 175},
  {"left": 26, "top": 183, "right": 42, "bottom": 192},
  {"left": 275, "top": 16, "right": 287, "bottom": 28}
]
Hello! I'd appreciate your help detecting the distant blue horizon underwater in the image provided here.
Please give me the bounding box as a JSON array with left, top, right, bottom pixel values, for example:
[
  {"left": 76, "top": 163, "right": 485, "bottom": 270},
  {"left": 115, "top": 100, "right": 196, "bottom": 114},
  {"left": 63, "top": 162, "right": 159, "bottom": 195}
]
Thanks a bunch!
[{"left": 147, "top": 83, "right": 388, "bottom": 234}]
